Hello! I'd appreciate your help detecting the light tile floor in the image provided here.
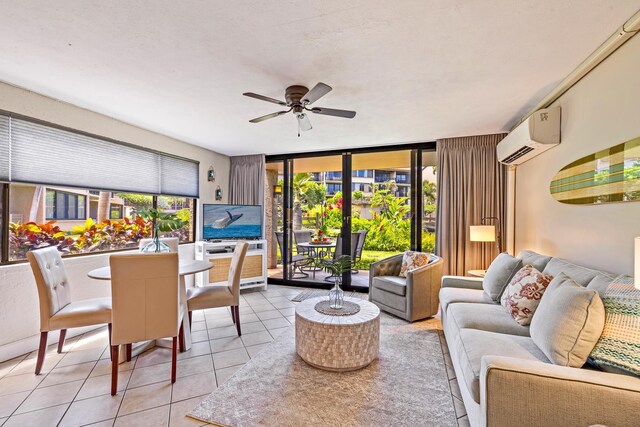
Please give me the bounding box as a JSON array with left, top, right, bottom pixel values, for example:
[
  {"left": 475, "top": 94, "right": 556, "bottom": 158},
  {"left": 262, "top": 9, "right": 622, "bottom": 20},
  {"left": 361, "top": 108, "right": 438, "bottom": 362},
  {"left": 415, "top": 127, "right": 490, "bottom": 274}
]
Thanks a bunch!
[{"left": 0, "top": 285, "right": 466, "bottom": 427}]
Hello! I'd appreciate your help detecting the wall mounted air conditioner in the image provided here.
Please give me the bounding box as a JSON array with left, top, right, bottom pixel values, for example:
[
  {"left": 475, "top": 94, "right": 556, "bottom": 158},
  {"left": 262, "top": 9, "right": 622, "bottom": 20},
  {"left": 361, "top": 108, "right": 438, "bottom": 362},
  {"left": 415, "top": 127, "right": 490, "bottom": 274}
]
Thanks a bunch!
[{"left": 497, "top": 107, "right": 561, "bottom": 165}]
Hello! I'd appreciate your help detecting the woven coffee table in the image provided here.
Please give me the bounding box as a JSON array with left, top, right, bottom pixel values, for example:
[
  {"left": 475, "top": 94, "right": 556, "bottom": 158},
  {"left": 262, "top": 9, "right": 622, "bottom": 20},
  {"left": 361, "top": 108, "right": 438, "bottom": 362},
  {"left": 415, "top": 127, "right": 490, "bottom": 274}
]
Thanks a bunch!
[{"left": 295, "top": 296, "right": 380, "bottom": 372}]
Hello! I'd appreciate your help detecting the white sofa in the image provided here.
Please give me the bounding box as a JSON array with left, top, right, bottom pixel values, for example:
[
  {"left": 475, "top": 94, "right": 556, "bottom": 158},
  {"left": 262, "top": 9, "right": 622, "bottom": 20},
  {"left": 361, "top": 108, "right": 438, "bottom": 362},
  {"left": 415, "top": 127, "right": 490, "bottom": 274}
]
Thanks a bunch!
[{"left": 440, "top": 250, "right": 640, "bottom": 427}]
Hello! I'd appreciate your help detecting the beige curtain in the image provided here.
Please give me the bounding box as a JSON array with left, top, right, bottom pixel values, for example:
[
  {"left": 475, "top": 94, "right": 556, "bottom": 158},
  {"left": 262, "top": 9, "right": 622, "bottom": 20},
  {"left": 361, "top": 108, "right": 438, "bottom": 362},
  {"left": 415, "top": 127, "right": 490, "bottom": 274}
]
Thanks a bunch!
[
  {"left": 435, "top": 134, "right": 507, "bottom": 276},
  {"left": 228, "top": 154, "right": 265, "bottom": 206}
]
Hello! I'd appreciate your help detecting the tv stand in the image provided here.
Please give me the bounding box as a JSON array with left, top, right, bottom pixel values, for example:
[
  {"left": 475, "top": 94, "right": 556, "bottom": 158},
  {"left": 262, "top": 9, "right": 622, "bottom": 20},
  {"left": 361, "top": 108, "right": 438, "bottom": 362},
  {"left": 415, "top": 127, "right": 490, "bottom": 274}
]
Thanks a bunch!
[{"left": 195, "top": 240, "right": 267, "bottom": 291}]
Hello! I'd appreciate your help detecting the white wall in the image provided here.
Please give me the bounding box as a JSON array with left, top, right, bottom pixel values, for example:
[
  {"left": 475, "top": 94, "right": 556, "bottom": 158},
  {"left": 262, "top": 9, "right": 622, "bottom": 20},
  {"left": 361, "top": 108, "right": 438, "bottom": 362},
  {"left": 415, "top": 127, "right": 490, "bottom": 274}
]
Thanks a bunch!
[
  {"left": 515, "top": 35, "right": 640, "bottom": 275},
  {"left": 0, "top": 82, "right": 230, "bottom": 361}
]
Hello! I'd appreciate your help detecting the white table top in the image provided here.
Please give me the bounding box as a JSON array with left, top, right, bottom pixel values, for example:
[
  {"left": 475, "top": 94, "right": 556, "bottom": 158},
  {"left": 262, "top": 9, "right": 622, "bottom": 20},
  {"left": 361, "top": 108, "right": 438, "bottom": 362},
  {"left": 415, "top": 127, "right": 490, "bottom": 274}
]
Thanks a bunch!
[
  {"left": 88, "top": 259, "right": 212, "bottom": 280},
  {"left": 295, "top": 296, "right": 380, "bottom": 325},
  {"left": 298, "top": 241, "right": 336, "bottom": 248}
]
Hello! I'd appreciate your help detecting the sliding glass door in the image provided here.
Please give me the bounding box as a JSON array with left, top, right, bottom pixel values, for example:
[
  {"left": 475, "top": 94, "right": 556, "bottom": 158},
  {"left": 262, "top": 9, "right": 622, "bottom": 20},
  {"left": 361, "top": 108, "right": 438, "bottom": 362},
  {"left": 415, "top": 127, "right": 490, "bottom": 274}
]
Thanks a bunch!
[{"left": 266, "top": 143, "right": 436, "bottom": 291}]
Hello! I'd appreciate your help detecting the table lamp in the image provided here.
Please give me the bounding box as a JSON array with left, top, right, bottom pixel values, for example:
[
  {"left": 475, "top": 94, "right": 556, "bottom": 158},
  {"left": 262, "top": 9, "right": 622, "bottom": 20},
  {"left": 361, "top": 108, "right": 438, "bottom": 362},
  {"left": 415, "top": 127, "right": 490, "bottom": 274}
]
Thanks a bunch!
[
  {"left": 635, "top": 237, "right": 639, "bottom": 289},
  {"left": 469, "top": 216, "right": 502, "bottom": 253}
]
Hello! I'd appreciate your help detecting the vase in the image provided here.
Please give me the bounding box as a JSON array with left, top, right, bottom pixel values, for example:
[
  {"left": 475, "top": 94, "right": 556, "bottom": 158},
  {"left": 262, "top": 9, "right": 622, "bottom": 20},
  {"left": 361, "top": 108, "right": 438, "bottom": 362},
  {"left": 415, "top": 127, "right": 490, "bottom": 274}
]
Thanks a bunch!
[
  {"left": 329, "top": 277, "right": 344, "bottom": 309},
  {"left": 140, "top": 234, "right": 172, "bottom": 253}
]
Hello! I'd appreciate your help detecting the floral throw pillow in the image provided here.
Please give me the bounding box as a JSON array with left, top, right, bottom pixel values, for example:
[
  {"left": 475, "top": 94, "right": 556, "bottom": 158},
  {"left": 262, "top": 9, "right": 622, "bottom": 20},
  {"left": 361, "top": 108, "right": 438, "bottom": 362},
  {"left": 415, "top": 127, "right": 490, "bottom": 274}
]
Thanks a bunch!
[
  {"left": 500, "top": 265, "right": 554, "bottom": 325},
  {"left": 399, "top": 251, "right": 431, "bottom": 278}
]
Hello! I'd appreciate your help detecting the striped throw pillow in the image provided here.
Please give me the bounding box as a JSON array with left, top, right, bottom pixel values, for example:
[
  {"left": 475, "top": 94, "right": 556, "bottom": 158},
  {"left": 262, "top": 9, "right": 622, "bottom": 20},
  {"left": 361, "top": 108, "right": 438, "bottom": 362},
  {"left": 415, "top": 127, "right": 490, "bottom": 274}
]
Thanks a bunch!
[{"left": 589, "top": 275, "right": 640, "bottom": 376}]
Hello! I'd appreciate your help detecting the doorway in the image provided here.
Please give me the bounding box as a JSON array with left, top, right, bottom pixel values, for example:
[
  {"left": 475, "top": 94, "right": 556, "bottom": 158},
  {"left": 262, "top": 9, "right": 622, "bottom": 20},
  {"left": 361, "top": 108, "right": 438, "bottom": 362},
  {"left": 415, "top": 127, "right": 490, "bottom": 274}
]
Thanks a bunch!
[{"left": 266, "top": 143, "right": 436, "bottom": 291}]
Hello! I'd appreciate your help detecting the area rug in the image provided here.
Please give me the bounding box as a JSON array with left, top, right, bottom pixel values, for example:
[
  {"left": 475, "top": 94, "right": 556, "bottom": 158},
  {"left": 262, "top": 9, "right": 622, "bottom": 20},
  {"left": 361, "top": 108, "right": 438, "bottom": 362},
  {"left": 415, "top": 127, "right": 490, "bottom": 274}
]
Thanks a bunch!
[
  {"left": 188, "top": 314, "right": 456, "bottom": 427},
  {"left": 290, "top": 289, "right": 354, "bottom": 302}
]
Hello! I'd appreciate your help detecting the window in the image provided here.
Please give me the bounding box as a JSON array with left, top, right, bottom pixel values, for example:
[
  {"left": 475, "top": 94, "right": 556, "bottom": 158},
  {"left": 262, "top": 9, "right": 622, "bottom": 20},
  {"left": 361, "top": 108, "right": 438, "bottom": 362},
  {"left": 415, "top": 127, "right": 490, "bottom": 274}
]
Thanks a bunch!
[
  {"left": 5, "top": 184, "right": 195, "bottom": 262},
  {"left": 45, "top": 190, "right": 87, "bottom": 220},
  {"left": 374, "top": 171, "right": 393, "bottom": 183},
  {"left": 396, "top": 172, "right": 410, "bottom": 183},
  {"left": 352, "top": 169, "right": 373, "bottom": 178},
  {"left": 396, "top": 186, "right": 410, "bottom": 197},
  {"left": 326, "top": 183, "right": 342, "bottom": 195},
  {"left": 325, "top": 171, "right": 342, "bottom": 181},
  {"left": 109, "top": 204, "right": 123, "bottom": 219},
  {"left": 351, "top": 183, "right": 371, "bottom": 192}
]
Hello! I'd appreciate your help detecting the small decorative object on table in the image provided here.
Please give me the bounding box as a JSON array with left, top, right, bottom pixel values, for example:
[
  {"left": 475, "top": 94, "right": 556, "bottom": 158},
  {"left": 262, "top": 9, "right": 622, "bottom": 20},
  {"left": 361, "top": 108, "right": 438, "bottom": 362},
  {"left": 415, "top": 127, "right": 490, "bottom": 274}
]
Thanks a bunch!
[
  {"left": 321, "top": 255, "right": 352, "bottom": 309},
  {"left": 138, "top": 208, "right": 184, "bottom": 253}
]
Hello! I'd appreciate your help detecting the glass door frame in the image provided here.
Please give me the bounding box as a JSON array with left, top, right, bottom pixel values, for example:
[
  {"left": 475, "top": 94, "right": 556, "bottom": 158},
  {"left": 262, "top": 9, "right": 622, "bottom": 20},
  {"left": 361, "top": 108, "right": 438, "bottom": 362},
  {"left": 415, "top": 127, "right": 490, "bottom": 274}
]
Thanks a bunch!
[{"left": 267, "top": 141, "right": 436, "bottom": 291}]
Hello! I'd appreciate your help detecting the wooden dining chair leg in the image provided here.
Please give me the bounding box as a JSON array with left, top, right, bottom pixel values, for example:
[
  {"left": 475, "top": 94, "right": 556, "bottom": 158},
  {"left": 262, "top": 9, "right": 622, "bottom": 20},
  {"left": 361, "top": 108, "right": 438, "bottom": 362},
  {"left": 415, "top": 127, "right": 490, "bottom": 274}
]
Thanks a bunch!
[
  {"left": 231, "top": 306, "right": 236, "bottom": 324},
  {"left": 178, "top": 322, "right": 185, "bottom": 352},
  {"left": 57, "top": 329, "right": 67, "bottom": 354},
  {"left": 126, "top": 344, "right": 132, "bottom": 362},
  {"left": 234, "top": 306, "right": 241, "bottom": 336},
  {"left": 111, "top": 345, "right": 119, "bottom": 395},
  {"left": 188, "top": 311, "right": 193, "bottom": 332},
  {"left": 171, "top": 336, "right": 178, "bottom": 384},
  {"left": 107, "top": 323, "right": 112, "bottom": 361},
  {"left": 35, "top": 331, "right": 48, "bottom": 375}
]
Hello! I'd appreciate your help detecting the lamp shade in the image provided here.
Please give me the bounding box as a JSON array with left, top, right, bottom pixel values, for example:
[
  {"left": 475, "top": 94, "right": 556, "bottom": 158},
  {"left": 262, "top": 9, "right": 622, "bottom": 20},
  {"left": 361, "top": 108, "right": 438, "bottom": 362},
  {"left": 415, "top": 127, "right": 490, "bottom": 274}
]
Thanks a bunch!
[
  {"left": 470, "top": 225, "right": 496, "bottom": 242},
  {"left": 635, "top": 237, "right": 640, "bottom": 289}
]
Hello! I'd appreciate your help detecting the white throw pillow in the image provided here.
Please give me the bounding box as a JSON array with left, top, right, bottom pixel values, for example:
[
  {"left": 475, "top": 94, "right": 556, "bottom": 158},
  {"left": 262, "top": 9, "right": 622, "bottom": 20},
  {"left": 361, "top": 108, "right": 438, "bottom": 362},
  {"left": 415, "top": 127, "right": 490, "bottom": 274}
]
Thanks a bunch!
[
  {"left": 399, "top": 251, "right": 431, "bottom": 278},
  {"left": 501, "top": 265, "right": 554, "bottom": 326}
]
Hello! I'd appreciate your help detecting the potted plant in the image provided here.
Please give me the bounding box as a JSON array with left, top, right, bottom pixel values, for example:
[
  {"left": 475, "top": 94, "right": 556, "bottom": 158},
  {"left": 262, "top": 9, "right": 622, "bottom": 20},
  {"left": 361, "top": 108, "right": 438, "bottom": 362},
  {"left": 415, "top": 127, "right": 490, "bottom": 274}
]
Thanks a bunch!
[
  {"left": 321, "top": 255, "right": 352, "bottom": 309},
  {"left": 137, "top": 208, "right": 184, "bottom": 253}
]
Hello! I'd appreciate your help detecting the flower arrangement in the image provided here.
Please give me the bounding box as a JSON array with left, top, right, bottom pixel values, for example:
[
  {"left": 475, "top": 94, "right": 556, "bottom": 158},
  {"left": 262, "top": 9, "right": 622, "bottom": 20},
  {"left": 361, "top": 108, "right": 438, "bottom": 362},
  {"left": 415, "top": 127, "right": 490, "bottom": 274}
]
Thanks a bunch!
[{"left": 311, "top": 203, "right": 330, "bottom": 244}]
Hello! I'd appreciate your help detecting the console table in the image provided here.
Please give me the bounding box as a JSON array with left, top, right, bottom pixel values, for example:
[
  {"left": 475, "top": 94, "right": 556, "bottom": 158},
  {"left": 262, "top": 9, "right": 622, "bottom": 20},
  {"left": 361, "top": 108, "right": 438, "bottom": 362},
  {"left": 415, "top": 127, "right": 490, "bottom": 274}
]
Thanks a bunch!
[{"left": 195, "top": 240, "right": 267, "bottom": 291}]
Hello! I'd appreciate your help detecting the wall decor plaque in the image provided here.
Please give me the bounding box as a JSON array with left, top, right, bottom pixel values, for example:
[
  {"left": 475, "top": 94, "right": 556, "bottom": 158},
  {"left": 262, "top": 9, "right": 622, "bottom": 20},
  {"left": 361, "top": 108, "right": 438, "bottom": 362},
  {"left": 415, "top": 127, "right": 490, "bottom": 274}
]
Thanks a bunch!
[{"left": 550, "top": 137, "right": 640, "bottom": 205}]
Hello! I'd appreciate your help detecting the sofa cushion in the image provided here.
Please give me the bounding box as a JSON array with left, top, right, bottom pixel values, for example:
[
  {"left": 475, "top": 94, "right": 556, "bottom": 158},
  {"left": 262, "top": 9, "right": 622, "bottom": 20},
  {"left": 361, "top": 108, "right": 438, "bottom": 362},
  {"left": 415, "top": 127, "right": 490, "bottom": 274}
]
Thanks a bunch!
[
  {"left": 371, "top": 276, "right": 407, "bottom": 296},
  {"left": 439, "top": 287, "right": 494, "bottom": 314},
  {"left": 399, "top": 251, "right": 431, "bottom": 278},
  {"left": 370, "top": 286, "right": 405, "bottom": 312},
  {"left": 446, "top": 302, "right": 530, "bottom": 337},
  {"left": 500, "top": 265, "right": 554, "bottom": 326},
  {"left": 531, "top": 273, "right": 605, "bottom": 367},
  {"left": 542, "top": 258, "right": 599, "bottom": 287},
  {"left": 482, "top": 253, "right": 523, "bottom": 302},
  {"left": 517, "top": 250, "right": 552, "bottom": 272},
  {"left": 587, "top": 272, "right": 617, "bottom": 298},
  {"left": 453, "top": 328, "right": 549, "bottom": 403}
]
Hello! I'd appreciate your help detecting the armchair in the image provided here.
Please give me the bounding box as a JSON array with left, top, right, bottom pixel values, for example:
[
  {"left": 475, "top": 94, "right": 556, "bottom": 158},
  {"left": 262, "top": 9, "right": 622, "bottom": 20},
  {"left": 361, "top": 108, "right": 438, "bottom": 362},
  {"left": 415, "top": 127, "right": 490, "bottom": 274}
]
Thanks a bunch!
[{"left": 369, "top": 253, "right": 443, "bottom": 322}]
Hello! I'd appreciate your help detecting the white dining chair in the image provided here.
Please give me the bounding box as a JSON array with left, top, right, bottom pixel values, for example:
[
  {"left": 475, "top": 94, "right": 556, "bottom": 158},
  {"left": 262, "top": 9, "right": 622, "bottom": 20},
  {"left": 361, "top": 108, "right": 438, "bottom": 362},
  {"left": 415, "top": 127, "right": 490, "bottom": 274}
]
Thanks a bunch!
[
  {"left": 27, "top": 246, "right": 112, "bottom": 375},
  {"left": 109, "top": 252, "right": 183, "bottom": 395},
  {"left": 187, "top": 241, "right": 248, "bottom": 336}
]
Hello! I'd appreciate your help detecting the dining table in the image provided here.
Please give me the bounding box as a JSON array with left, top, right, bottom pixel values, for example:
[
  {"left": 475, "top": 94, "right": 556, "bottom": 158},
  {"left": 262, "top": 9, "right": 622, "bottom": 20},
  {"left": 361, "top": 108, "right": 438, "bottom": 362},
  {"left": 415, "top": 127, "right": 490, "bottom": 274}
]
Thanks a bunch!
[{"left": 87, "top": 259, "right": 213, "bottom": 361}]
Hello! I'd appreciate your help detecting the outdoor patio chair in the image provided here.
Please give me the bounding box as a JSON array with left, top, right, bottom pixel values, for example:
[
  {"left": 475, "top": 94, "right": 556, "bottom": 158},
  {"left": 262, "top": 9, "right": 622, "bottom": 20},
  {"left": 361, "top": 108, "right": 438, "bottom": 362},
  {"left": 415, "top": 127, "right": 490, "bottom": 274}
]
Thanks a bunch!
[
  {"left": 324, "top": 232, "right": 360, "bottom": 283},
  {"left": 352, "top": 229, "right": 368, "bottom": 274},
  {"left": 275, "top": 231, "right": 311, "bottom": 279},
  {"left": 293, "top": 230, "right": 313, "bottom": 256}
]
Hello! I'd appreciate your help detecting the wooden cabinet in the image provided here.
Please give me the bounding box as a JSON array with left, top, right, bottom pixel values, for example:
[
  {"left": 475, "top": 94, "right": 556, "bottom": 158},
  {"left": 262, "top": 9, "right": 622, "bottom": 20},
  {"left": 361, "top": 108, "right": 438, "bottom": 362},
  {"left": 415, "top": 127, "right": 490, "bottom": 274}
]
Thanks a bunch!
[{"left": 195, "top": 240, "right": 267, "bottom": 291}]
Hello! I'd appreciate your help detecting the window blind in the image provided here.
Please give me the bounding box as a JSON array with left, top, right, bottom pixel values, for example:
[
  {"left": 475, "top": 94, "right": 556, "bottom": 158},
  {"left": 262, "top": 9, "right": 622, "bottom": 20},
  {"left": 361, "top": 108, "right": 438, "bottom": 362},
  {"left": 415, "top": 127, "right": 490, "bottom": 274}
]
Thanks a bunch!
[{"left": 0, "top": 113, "right": 199, "bottom": 198}]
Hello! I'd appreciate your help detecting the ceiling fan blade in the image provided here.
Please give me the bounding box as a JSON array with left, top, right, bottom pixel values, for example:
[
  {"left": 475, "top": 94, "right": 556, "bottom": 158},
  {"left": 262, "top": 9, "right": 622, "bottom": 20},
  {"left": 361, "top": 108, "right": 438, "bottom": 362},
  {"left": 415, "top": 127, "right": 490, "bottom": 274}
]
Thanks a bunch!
[
  {"left": 297, "top": 113, "right": 312, "bottom": 132},
  {"left": 310, "top": 107, "right": 356, "bottom": 119},
  {"left": 302, "top": 82, "right": 332, "bottom": 104},
  {"left": 249, "top": 110, "right": 289, "bottom": 123},
  {"left": 243, "top": 92, "right": 287, "bottom": 106}
]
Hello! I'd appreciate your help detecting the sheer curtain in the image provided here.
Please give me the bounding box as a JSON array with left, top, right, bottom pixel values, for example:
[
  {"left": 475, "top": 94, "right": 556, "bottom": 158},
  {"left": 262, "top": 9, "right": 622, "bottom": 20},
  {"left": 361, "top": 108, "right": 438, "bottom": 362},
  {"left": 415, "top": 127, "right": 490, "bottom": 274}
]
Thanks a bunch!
[
  {"left": 435, "top": 134, "right": 507, "bottom": 276},
  {"left": 229, "top": 154, "right": 265, "bottom": 206}
]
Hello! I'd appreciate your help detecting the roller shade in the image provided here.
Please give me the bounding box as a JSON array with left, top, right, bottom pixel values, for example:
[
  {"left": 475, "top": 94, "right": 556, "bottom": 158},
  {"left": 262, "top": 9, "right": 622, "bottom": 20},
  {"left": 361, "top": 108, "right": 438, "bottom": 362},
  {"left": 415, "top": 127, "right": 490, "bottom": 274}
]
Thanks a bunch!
[{"left": 0, "top": 113, "right": 199, "bottom": 198}]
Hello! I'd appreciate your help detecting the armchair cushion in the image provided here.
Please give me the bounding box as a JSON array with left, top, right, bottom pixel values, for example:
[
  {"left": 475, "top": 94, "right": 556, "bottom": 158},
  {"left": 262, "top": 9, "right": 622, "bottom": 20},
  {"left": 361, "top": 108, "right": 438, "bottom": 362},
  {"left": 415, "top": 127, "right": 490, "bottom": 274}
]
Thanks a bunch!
[
  {"left": 482, "top": 253, "right": 523, "bottom": 302},
  {"left": 371, "top": 276, "right": 406, "bottom": 296}
]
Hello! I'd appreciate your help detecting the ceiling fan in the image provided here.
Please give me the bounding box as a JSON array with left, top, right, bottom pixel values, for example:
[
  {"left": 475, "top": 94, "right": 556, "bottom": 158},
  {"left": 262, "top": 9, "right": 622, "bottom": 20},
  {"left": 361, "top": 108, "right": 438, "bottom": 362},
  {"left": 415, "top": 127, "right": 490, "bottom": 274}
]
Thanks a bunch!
[{"left": 243, "top": 82, "right": 356, "bottom": 136}]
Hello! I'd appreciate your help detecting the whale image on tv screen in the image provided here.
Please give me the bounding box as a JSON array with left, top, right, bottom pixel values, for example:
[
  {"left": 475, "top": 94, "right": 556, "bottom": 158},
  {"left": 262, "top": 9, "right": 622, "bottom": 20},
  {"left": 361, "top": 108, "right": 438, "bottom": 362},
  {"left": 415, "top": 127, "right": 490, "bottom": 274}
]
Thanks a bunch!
[{"left": 202, "top": 204, "right": 262, "bottom": 240}]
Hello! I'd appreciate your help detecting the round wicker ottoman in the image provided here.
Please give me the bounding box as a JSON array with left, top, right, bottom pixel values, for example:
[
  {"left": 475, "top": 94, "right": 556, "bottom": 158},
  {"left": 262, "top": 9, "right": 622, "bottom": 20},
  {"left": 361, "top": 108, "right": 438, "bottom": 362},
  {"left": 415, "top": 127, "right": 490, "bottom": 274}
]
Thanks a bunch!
[{"left": 295, "top": 296, "right": 380, "bottom": 372}]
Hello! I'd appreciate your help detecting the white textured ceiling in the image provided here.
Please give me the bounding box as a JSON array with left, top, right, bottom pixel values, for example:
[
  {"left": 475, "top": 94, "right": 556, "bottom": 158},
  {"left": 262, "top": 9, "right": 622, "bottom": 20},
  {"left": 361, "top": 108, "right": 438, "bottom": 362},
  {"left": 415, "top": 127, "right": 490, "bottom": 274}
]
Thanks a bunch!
[{"left": 0, "top": 1, "right": 637, "bottom": 156}]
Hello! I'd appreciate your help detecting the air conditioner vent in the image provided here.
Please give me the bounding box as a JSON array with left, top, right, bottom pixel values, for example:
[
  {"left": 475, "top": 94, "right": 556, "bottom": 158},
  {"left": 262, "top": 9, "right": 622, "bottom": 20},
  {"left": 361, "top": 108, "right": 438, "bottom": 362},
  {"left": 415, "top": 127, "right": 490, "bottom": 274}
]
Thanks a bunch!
[{"left": 502, "top": 146, "right": 535, "bottom": 164}]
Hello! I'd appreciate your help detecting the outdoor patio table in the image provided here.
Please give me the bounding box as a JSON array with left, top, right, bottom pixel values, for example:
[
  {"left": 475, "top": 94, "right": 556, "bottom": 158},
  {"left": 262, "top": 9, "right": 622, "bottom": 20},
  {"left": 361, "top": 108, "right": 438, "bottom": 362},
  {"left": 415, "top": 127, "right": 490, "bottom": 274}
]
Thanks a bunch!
[
  {"left": 297, "top": 241, "right": 336, "bottom": 277},
  {"left": 87, "top": 259, "right": 212, "bottom": 361}
]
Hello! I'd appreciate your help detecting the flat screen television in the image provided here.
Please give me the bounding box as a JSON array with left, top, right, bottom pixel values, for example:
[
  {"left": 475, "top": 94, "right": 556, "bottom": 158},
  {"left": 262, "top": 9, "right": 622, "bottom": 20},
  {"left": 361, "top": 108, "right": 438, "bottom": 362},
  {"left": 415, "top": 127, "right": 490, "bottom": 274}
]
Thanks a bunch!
[{"left": 202, "top": 204, "right": 263, "bottom": 240}]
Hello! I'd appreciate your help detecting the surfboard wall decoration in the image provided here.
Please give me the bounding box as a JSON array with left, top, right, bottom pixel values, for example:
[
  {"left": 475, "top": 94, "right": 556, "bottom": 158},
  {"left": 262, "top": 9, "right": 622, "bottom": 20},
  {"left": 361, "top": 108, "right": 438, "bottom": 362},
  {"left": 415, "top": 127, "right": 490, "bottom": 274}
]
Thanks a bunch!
[{"left": 550, "top": 137, "right": 640, "bottom": 205}]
